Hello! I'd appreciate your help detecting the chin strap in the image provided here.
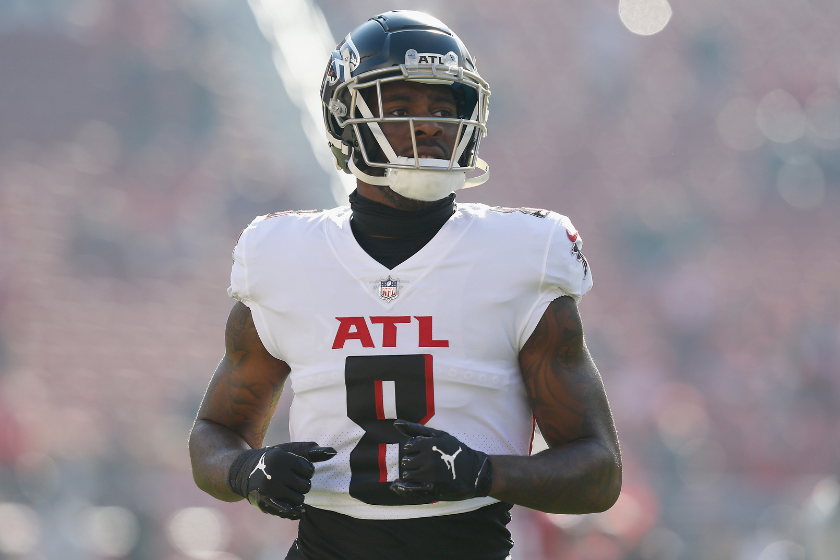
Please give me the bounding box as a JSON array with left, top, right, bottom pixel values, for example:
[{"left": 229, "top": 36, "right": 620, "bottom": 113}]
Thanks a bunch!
[
  {"left": 348, "top": 156, "right": 391, "bottom": 186},
  {"left": 463, "top": 158, "right": 489, "bottom": 189}
]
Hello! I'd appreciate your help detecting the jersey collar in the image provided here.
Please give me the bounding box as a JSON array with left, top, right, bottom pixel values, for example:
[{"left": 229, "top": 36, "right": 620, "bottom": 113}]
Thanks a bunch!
[{"left": 325, "top": 205, "right": 473, "bottom": 306}]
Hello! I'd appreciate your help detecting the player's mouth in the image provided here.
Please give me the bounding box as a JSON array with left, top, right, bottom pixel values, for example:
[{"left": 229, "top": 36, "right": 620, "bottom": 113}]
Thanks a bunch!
[{"left": 404, "top": 144, "right": 448, "bottom": 160}]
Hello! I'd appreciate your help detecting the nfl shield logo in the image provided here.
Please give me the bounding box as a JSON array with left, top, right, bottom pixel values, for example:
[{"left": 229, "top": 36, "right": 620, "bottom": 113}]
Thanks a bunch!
[{"left": 379, "top": 276, "right": 399, "bottom": 302}]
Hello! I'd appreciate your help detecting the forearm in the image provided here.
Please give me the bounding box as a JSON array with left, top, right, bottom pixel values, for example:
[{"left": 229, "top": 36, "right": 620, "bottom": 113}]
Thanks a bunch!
[
  {"left": 189, "top": 419, "right": 252, "bottom": 502},
  {"left": 488, "top": 437, "right": 621, "bottom": 514}
]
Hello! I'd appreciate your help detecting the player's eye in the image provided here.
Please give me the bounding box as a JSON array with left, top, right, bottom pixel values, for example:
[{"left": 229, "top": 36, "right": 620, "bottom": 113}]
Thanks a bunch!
[
  {"left": 432, "top": 108, "right": 455, "bottom": 118},
  {"left": 386, "top": 108, "right": 408, "bottom": 117}
]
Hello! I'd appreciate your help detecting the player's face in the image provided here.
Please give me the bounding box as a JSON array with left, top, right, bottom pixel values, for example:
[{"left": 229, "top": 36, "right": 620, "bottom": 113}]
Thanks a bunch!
[{"left": 373, "top": 81, "right": 459, "bottom": 161}]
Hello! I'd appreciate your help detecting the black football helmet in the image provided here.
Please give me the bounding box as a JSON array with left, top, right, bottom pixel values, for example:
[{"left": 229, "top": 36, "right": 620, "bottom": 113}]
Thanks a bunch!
[{"left": 320, "top": 11, "right": 490, "bottom": 191}]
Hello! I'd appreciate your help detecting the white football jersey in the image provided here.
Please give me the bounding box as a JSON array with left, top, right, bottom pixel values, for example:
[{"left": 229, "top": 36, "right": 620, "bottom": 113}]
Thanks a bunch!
[{"left": 228, "top": 203, "right": 592, "bottom": 520}]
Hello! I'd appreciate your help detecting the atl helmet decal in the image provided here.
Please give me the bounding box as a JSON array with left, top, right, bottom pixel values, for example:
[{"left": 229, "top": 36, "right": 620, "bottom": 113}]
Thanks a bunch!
[
  {"left": 404, "top": 49, "right": 459, "bottom": 68},
  {"left": 379, "top": 276, "right": 399, "bottom": 302},
  {"left": 566, "top": 228, "right": 579, "bottom": 242}
]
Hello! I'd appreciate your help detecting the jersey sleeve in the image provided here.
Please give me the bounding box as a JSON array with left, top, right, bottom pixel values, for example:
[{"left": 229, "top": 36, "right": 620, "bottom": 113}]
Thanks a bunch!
[
  {"left": 227, "top": 222, "right": 255, "bottom": 303},
  {"left": 543, "top": 214, "right": 593, "bottom": 301},
  {"left": 226, "top": 216, "right": 286, "bottom": 361},
  {"left": 518, "top": 214, "right": 593, "bottom": 349}
]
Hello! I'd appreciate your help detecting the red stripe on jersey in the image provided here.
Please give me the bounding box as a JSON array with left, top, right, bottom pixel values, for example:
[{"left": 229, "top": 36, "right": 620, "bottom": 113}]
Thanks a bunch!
[
  {"left": 378, "top": 443, "right": 387, "bottom": 482},
  {"left": 374, "top": 380, "right": 385, "bottom": 420},
  {"left": 420, "top": 354, "right": 435, "bottom": 425}
]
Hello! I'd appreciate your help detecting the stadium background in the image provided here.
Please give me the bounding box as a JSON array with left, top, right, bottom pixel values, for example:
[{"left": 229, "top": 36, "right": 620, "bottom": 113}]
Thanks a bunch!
[{"left": 1, "top": 0, "right": 839, "bottom": 558}]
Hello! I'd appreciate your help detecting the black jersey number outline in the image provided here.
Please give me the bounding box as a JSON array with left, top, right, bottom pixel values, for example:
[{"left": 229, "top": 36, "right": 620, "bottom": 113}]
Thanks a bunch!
[{"left": 345, "top": 354, "right": 434, "bottom": 505}]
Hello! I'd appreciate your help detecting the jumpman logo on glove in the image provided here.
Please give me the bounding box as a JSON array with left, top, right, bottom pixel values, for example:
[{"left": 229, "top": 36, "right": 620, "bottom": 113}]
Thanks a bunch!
[
  {"left": 433, "top": 446, "right": 461, "bottom": 479},
  {"left": 249, "top": 452, "right": 272, "bottom": 480}
]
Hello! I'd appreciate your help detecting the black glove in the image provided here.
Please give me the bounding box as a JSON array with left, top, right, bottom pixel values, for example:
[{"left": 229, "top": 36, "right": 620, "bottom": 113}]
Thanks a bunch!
[
  {"left": 390, "top": 420, "right": 493, "bottom": 501},
  {"left": 228, "top": 442, "right": 336, "bottom": 519}
]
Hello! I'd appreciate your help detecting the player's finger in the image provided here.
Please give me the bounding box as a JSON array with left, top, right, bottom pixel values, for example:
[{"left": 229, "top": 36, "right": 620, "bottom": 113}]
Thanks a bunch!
[
  {"left": 393, "top": 420, "right": 437, "bottom": 438},
  {"left": 268, "top": 499, "right": 305, "bottom": 520},
  {"left": 279, "top": 442, "right": 318, "bottom": 459},
  {"left": 307, "top": 446, "right": 337, "bottom": 463},
  {"left": 285, "top": 474, "right": 312, "bottom": 494},
  {"left": 277, "top": 488, "right": 306, "bottom": 507},
  {"left": 400, "top": 462, "right": 438, "bottom": 480},
  {"left": 282, "top": 442, "right": 337, "bottom": 464},
  {"left": 249, "top": 492, "right": 296, "bottom": 518},
  {"left": 390, "top": 480, "right": 433, "bottom": 495},
  {"left": 256, "top": 499, "right": 285, "bottom": 517},
  {"left": 400, "top": 468, "right": 420, "bottom": 480},
  {"left": 400, "top": 454, "right": 423, "bottom": 469},
  {"left": 402, "top": 437, "right": 433, "bottom": 452},
  {"left": 287, "top": 456, "right": 317, "bottom": 478}
]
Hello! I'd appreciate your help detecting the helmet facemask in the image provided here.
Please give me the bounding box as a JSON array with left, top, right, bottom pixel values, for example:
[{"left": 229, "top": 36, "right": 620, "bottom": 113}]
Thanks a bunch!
[{"left": 325, "top": 54, "right": 490, "bottom": 201}]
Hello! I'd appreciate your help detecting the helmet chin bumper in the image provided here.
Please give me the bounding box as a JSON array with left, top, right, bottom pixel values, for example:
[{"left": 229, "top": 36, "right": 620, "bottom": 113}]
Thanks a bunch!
[
  {"left": 348, "top": 157, "right": 489, "bottom": 201},
  {"left": 388, "top": 158, "right": 466, "bottom": 202}
]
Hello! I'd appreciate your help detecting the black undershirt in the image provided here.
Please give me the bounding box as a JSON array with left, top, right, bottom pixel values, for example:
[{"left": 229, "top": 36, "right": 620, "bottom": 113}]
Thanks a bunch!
[{"left": 348, "top": 190, "right": 456, "bottom": 269}]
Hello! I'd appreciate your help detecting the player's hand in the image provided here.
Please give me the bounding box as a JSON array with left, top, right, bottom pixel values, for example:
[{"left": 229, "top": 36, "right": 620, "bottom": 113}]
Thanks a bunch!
[
  {"left": 390, "top": 420, "right": 492, "bottom": 501},
  {"left": 229, "top": 442, "right": 336, "bottom": 519}
]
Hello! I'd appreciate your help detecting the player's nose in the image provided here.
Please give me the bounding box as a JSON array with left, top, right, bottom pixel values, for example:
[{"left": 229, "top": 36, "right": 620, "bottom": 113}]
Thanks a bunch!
[{"left": 413, "top": 118, "right": 445, "bottom": 138}]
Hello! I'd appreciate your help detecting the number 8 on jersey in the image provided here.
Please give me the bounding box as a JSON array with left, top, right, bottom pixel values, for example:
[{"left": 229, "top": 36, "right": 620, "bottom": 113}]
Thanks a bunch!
[{"left": 345, "top": 354, "right": 435, "bottom": 505}]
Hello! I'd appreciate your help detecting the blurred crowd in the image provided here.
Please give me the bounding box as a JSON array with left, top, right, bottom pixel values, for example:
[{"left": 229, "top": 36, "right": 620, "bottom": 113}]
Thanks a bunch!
[{"left": 0, "top": 0, "right": 838, "bottom": 559}]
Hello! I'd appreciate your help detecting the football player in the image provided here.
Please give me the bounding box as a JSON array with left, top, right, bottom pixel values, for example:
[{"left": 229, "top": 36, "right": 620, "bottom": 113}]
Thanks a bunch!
[{"left": 189, "top": 11, "right": 621, "bottom": 560}]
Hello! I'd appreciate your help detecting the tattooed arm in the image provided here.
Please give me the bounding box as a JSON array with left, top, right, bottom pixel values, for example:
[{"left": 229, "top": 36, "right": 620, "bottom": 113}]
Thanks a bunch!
[
  {"left": 489, "top": 296, "right": 622, "bottom": 513},
  {"left": 189, "top": 302, "right": 290, "bottom": 502}
]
